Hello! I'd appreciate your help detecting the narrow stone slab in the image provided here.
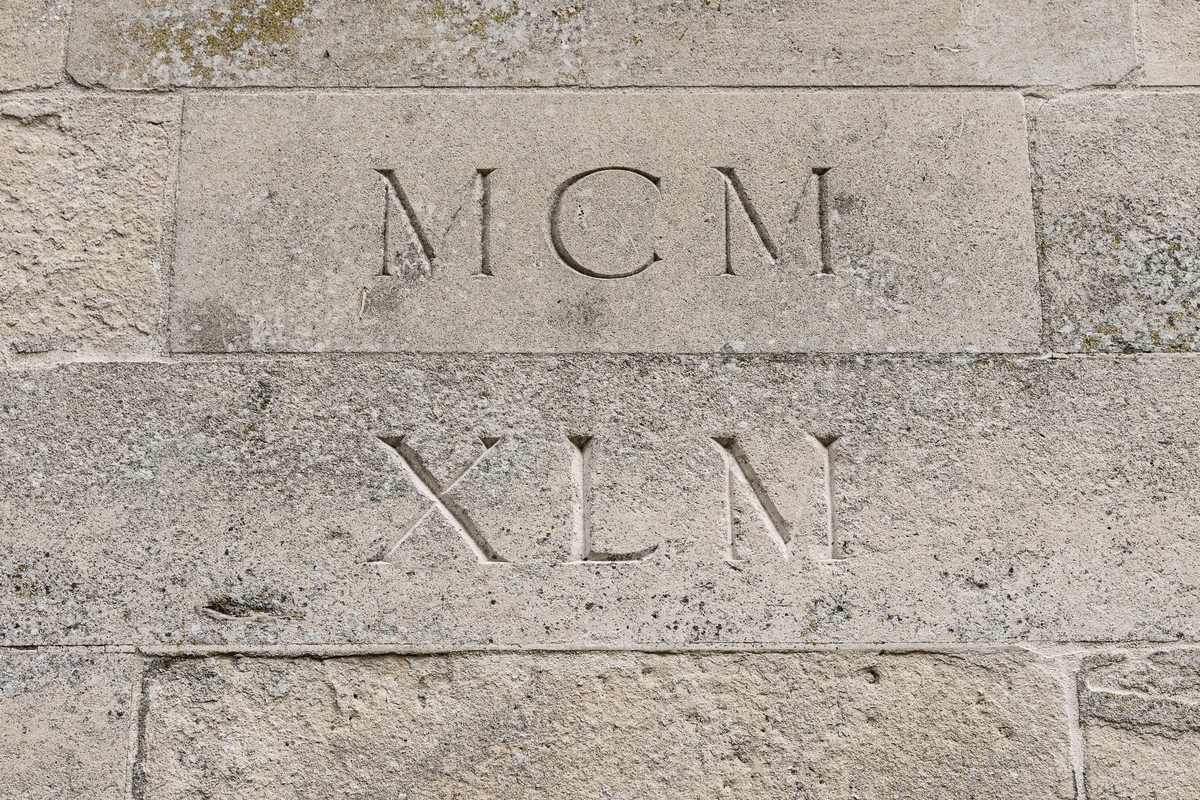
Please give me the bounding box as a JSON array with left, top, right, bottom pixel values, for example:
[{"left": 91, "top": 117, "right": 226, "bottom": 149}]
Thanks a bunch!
[
  {"left": 171, "top": 91, "right": 1037, "bottom": 354},
  {"left": 1035, "top": 91, "right": 1200, "bottom": 352},
  {"left": 0, "top": 95, "right": 178, "bottom": 362},
  {"left": 1080, "top": 648, "right": 1200, "bottom": 798},
  {"left": 3, "top": 355, "right": 1200, "bottom": 647},
  {"left": 0, "top": 1, "right": 67, "bottom": 89},
  {"left": 1139, "top": 0, "right": 1200, "bottom": 85},
  {"left": 65, "top": 0, "right": 1135, "bottom": 89},
  {"left": 0, "top": 649, "right": 137, "bottom": 799},
  {"left": 139, "top": 650, "right": 1072, "bottom": 798}
]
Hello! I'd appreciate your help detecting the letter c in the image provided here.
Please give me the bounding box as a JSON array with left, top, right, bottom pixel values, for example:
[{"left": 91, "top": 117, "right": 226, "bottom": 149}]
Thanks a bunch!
[{"left": 549, "top": 167, "right": 662, "bottom": 279}]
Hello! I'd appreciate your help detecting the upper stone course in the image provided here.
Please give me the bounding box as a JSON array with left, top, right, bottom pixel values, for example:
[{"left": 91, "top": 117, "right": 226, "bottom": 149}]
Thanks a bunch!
[{"left": 65, "top": 0, "right": 1137, "bottom": 88}]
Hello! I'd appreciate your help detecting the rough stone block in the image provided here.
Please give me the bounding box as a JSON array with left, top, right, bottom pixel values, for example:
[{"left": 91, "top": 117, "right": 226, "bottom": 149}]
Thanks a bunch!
[
  {"left": 0, "top": 1, "right": 67, "bottom": 89},
  {"left": 64, "top": 0, "right": 1136, "bottom": 89},
  {"left": 139, "top": 650, "right": 1073, "bottom": 799},
  {"left": 1139, "top": 0, "right": 1200, "bottom": 85},
  {"left": 0, "top": 95, "right": 178, "bottom": 362},
  {"left": 3, "top": 355, "right": 1200, "bottom": 647},
  {"left": 171, "top": 91, "right": 1037, "bottom": 354},
  {"left": 1035, "top": 91, "right": 1200, "bottom": 352},
  {"left": 1080, "top": 648, "right": 1200, "bottom": 798},
  {"left": 0, "top": 648, "right": 137, "bottom": 800}
]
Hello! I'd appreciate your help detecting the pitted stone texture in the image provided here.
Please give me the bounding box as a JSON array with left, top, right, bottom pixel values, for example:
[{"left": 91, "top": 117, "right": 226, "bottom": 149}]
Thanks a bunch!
[
  {"left": 140, "top": 651, "right": 1073, "bottom": 799},
  {"left": 1080, "top": 649, "right": 1200, "bottom": 798},
  {"left": 65, "top": 0, "right": 1136, "bottom": 89},
  {"left": 1035, "top": 91, "right": 1200, "bottom": 352},
  {"left": 4, "top": 355, "right": 1200, "bottom": 647},
  {"left": 0, "top": 649, "right": 137, "bottom": 800},
  {"left": 172, "top": 91, "right": 1037, "bottom": 354},
  {"left": 0, "top": 96, "right": 177, "bottom": 362},
  {"left": 0, "top": 1, "right": 67, "bottom": 89},
  {"left": 1139, "top": 0, "right": 1200, "bottom": 85}
]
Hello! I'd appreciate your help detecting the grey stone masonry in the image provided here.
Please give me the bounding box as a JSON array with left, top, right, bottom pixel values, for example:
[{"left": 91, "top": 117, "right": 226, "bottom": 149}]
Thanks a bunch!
[
  {"left": 6, "top": 1, "right": 1200, "bottom": 798},
  {"left": 138, "top": 650, "right": 1073, "bottom": 799},
  {"left": 171, "top": 90, "right": 1037, "bottom": 354},
  {"left": 66, "top": 0, "right": 1136, "bottom": 89},
  {"left": 2, "top": 355, "right": 1200, "bottom": 648}
]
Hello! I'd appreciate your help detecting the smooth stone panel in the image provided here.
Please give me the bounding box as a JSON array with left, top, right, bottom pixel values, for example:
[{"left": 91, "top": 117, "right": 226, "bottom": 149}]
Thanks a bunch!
[
  {"left": 3, "top": 355, "right": 1200, "bottom": 647},
  {"left": 1080, "top": 648, "right": 1200, "bottom": 798},
  {"left": 1139, "top": 0, "right": 1200, "bottom": 85},
  {"left": 64, "top": 0, "right": 1136, "bottom": 89},
  {"left": 171, "top": 91, "right": 1038, "bottom": 354},
  {"left": 139, "top": 651, "right": 1073, "bottom": 799},
  {"left": 0, "top": 1, "right": 67, "bottom": 90},
  {"left": 1035, "top": 91, "right": 1200, "bottom": 352},
  {"left": 0, "top": 649, "right": 137, "bottom": 800},
  {"left": 0, "top": 95, "right": 178, "bottom": 362}
]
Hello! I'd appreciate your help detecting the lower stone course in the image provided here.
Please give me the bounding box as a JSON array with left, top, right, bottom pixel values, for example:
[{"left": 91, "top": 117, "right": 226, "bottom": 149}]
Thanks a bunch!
[
  {"left": 138, "top": 649, "right": 1073, "bottom": 799},
  {"left": 0, "top": 648, "right": 137, "bottom": 800},
  {"left": 1080, "top": 647, "right": 1200, "bottom": 799}
]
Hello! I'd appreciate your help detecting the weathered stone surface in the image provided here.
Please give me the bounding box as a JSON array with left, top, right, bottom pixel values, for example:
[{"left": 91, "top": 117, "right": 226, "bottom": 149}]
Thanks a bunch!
[
  {"left": 0, "top": 1, "right": 67, "bottom": 90},
  {"left": 140, "top": 650, "right": 1073, "bottom": 798},
  {"left": 0, "top": 648, "right": 137, "bottom": 799},
  {"left": 3, "top": 354, "right": 1200, "bottom": 647},
  {"left": 66, "top": 0, "right": 1136, "bottom": 89},
  {"left": 0, "top": 95, "right": 178, "bottom": 362},
  {"left": 172, "top": 91, "right": 1037, "bottom": 354},
  {"left": 1080, "top": 648, "right": 1200, "bottom": 798},
  {"left": 1138, "top": 0, "right": 1200, "bottom": 85},
  {"left": 1034, "top": 91, "right": 1200, "bottom": 352}
]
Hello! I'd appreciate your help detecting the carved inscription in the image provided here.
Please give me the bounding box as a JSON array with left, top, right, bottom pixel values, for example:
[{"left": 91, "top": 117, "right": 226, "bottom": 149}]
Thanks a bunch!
[
  {"left": 567, "top": 435, "right": 659, "bottom": 562},
  {"left": 549, "top": 168, "right": 663, "bottom": 279},
  {"left": 807, "top": 434, "right": 843, "bottom": 560},
  {"left": 376, "top": 431, "right": 841, "bottom": 565},
  {"left": 174, "top": 92, "right": 1039, "bottom": 354},
  {"left": 717, "top": 166, "right": 833, "bottom": 275},
  {"left": 711, "top": 437, "right": 794, "bottom": 561},
  {"left": 377, "top": 165, "right": 833, "bottom": 280},
  {"left": 376, "top": 435, "right": 507, "bottom": 564},
  {"left": 377, "top": 168, "right": 496, "bottom": 278}
]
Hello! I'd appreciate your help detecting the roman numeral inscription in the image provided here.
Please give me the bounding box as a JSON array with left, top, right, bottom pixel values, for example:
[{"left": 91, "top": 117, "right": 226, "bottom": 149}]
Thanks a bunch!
[
  {"left": 374, "top": 431, "right": 840, "bottom": 565},
  {"left": 567, "top": 435, "right": 659, "bottom": 562},
  {"left": 383, "top": 165, "right": 829, "bottom": 281},
  {"left": 550, "top": 168, "right": 663, "bottom": 279},
  {"left": 716, "top": 166, "right": 832, "bottom": 276},
  {"left": 378, "top": 168, "right": 496, "bottom": 279},
  {"left": 375, "top": 435, "right": 508, "bottom": 564},
  {"left": 173, "top": 92, "right": 1038, "bottom": 353}
]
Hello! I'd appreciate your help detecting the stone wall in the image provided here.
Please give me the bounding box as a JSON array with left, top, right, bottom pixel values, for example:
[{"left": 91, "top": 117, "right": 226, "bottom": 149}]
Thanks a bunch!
[{"left": 3, "top": 2, "right": 1200, "bottom": 797}]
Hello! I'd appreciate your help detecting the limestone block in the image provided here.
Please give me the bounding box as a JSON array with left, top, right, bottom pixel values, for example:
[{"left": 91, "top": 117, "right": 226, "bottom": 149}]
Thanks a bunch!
[
  {"left": 1035, "top": 91, "right": 1200, "bottom": 352},
  {"left": 64, "top": 0, "right": 1136, "bottom": 89},
  {"left": 1080, "top": 649, "right": 1200, "bottom": 798},
  {"left": 0, "top": 649, "right": 137, "bottom": 799},
  {"left": 139, "top": 650, "right": 1073, "bottom": 798},
  {"left": 0, "top": 1, "right": 67, "bottom": 89},
  {"left": 1139, "top": 0, "right": 1200, "bottom": 85},
  {"left": 4, "top": 355, "right": 1200, "bottom": 647},
  {"left": 171, "top": 91, "right": 1038, "bottom": 354},
  {"left": 0, "top": 95, "right": 178, "bottom": 362}
]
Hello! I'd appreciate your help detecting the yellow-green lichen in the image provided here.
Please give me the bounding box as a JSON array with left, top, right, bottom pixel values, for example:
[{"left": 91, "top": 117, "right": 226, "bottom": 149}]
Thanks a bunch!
[{"left": 126, "top": 0, "right": 310, "bottom": 86}]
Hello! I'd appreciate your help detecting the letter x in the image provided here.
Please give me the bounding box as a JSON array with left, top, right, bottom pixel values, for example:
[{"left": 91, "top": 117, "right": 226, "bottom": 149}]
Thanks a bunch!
[{"left": 377, "top": 435, "right": 507, "bottom": 563}]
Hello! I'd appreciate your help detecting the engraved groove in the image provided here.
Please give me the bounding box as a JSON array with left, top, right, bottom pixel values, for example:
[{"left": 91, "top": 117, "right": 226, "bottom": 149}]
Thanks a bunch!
[
  {"left": 567, "top": 435, "right": 658, "bottom": 562},
  {"left": 549, "top": 167, "right": 662, "bottom": 279},
  {"left": 807, "top": 433, "right": 844, "bottom": 560},
  {"left": 376, "top": 435, "right": 507, "bottom": 564},
  {"left": 813, "top": 167, "right": 834, "bottom": 274},
  {"left": 711, "top": 436, "right": 792, "bottom": 561}
]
